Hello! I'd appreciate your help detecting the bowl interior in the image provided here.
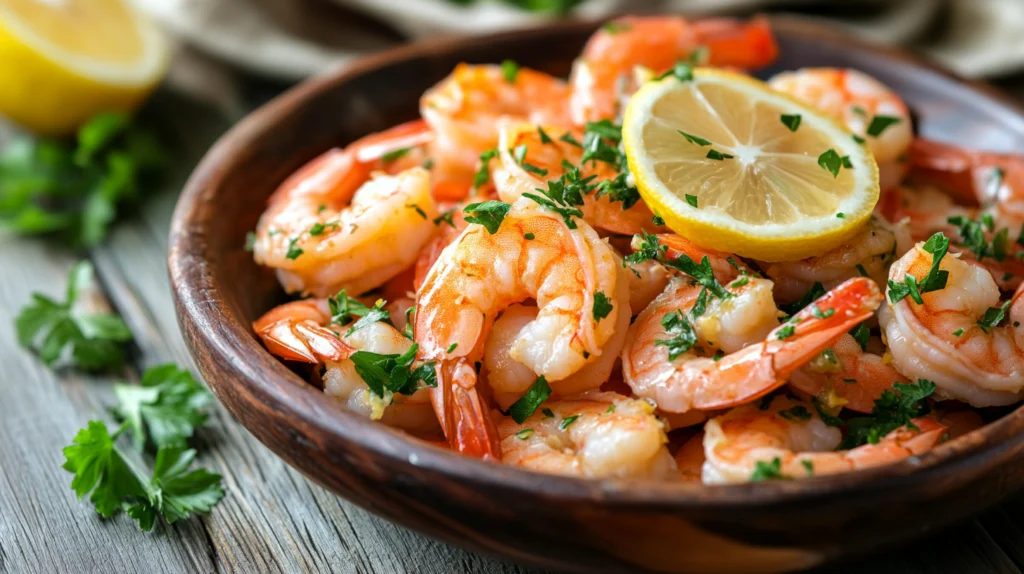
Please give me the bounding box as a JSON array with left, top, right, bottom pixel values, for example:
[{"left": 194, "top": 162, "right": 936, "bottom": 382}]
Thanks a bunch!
[{"left": 173, "top": 16, "right": 1024, "bottom": 507}]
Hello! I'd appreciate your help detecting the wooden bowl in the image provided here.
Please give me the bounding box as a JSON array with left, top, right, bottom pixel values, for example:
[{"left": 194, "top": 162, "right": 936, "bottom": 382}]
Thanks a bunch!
[{"left": 169, "top": 16, "right": 1024, "bottom": 574}]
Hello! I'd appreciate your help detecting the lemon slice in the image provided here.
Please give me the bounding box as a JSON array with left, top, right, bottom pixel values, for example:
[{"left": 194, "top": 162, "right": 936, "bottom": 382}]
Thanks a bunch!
[
  {"left": 622, "top": 68, "right": 879, "bottom": 262},
  {"left": 0, "top": 0, "right": 169, "bottom": 135}
]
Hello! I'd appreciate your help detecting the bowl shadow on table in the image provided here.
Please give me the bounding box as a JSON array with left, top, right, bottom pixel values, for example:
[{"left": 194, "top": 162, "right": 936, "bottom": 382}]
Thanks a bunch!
[{"left": 170, "top": 16, "right": 1024, "bottom": 574}]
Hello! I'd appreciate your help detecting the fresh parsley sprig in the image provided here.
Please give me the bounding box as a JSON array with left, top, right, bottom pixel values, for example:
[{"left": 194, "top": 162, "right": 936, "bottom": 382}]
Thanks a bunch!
[
  {"left": 349, "top": 343, "right": 437, "bottom": 400},
  {"left": 113, "top": 364, "right": 212, "bottom": 452},
  {"left": 16, "top": 261, "right": 132, "bottom": 371},
  {"left": 0, "top": 112, "right": 165, "bottom": 248},
  {"left": 63, "top": 421, "right": 224, "bottom": 532}
]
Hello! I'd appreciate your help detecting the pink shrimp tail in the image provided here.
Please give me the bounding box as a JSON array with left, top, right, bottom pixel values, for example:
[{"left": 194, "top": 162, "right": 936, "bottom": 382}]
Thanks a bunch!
[
  {"left": 430, "top": 360, "right": 501, "bottom": 460},
  {"left": 698, "top": 277, "right": 883, "bottom": 410},
  {"left": 253, "top": 300, "right": 354, "bottom": 363}
]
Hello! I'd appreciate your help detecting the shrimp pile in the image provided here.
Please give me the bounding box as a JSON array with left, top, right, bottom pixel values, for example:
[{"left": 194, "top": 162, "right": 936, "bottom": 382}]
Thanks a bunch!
[{"left": 249, "top": 15, "right": 1021, "bottom": 484}]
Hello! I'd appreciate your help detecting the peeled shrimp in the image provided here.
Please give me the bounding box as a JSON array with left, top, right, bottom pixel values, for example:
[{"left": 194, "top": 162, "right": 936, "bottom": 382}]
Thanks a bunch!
[
  {"left": 878, "top": 183, "right": 974, "bottom": 243},
  {"left": 702, "top": 396, "right": 947, "bottom": 484},
  {"left": 761, "top": 215, "right": 912, "bottom": 304},
  {"left": 909, "top": 138, "right": 1024, "bottom": 228},
  {"left": 421, "top": 63, "right": 571, "bottom": 179},
  {"left": 496, "top": 391, "right": 677, "bottom": 479},
  {"left": 788, "top": 333, "right": 908, "bottom": 413},
  {"left": 492, "top": 119, "right": 659, "bottom": 235},
  {"left": 415, "top": 198, "right": 627, "bottom": 458},
  {"left": 768, "top": 68, "right": 913, "bottom": 190},
  {"left": 483, "top": 283, "right": 630, "bottom": 409},
  {"left": 570, "top": 16, "right": 778, "bottom": 123},
  {"left": 879, "top": 241, "right": 1024, "bottom": 406},
  {"left": 622, "top": 276, "right": 882, "bottom": 413},
  {"left": 253, "top": 120, "right": 439, "bottom": 296},
  {"left": 253, "top": 299, "right": 437, "bottom": 434},
  {"left": 674, "top": 431, "right": 706, "bottom": 482}
]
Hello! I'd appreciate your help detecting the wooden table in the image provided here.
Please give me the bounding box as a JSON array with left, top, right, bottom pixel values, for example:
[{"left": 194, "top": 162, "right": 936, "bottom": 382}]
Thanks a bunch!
[{"left": 4, "top": 86, "right": 1024, "bottom": 574}]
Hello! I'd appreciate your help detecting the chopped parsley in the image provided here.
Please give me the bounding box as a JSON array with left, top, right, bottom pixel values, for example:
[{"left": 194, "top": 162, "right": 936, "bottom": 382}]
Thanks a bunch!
[
  {"left": 977, "top": 300, "right": 1012, "bottom": 332},
  {"left": 840, "top": 379, "right": 936, "bottom": 449},
  {"left": 685, "top": 194, "right": 699, "bottom": 208},
  {"left": 433, "top": 208, "right": 456, "bottom": 228},
  {"left": 381, "top": 146, "right": 412, "bottom": 163},
  {"left": 446, "top": 343, "right": 458, "bottom": 353},
  {"left": 472, "top": 149, "right": 499, "bottom": 189},
  {"left": 508, "top": 376, "right": 551, "bottom": 423},
  {"left": 512, "top": 144, "right": 548, "bottom": 176},
  {"left": 285, "top": 237, "right": 303, "bottom": 260},
  {"left": 558, "top": 414, "right": 580, "bottom": 430},
  {"left": 344, "top": 299, "right": 392, "bottom": 336},
  {"left": 463, "top": 200, "right": 510, "bottom": 234},
  {"left": 779, "top": 282, "right": 825, "bottom": 316},
  {"left": 888, "top": 233, "right": 949, "bottom": 304},
  {"left": 663, "top": 253, "right": 732, "bottom": 299},
  {"left": 810, "top": 305, "right": 835, "bottom": 319},
  {"left": 501, "top": 59, "right": 520, "bottom": 83},
  {"left": 524, "top": 232, "right": 535, "bottom": 240},
  {"left": 328, "top": 289, "right": 373, "bottom": 325},
  {"left": 515, "top": 428, "right": 534, "bottom": 440},
  {"left": 850, "top": 322, "right": 870, "bottom": 351},
  {"left": 655, "top": 310, "right": 697, "bottom": 360},
  {"left": 244, "top": 231, "right": 256, "bottom": 252},
  {"left": 817, "top": 148, "right": 846, "bottom": 178},
  {"left": 866, "top": 115, "right": 902, "bottom": 137},
  {"left": 623, "top": 231, "right": 665, "bottom": 266},
  {"left": 750, "top": 457, "right": 787, "bottom": 482},
  {"left": 406, "top": 203, "right": 427, "bottom": 219},
  {"left": 678, "top": 131, "right": 711, "bottom": 146},
  {"left": 652, "top": 214, "right": 665, "bottom": 226},
  {"left": 801, "top": 460, "right": 814, "bottom": 476},
  {"left": 350, "top": 343, "right": 437, "bottom": 399},
  {"left": 780, "top": 114, "right": 802, "bottom": 132},
  {"left": 691, "top": 288, "right": 708, "bottom": 318},
  {"left": 592, "top": 291, "right": 613, "bottom": 322},
  {"left": 655, "top": 61, "right": 694, "bottom": 82},
  {"left": 706, "top": 149, "right": 734, "bottom": 161}
]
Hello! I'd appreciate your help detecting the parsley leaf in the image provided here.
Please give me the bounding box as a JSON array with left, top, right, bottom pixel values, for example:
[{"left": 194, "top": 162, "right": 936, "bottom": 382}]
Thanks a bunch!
[
  {"left": 512, "top": 144, "right": 548, "bottom": 176},
  {"left": 592, "top": 291, "right": 613, "bottom": 322},
  {"left": 750, "top": 457, "right": 788, "bottom": 481},
  {"left": 62, "top": 421, "right": 224, "bottom": 531},
  {"left": 678, "top": 131, "right": 711, "bottom": 146},
  {"left": 508, "top": 376, "right": 552, "bottom": 423},
  {"left": 0, "top": 112, "right": 165, "bottom": 248},
  {"left": 706, "top": 149, "right": 734, "bottom": 161},
  {"left": 350, "top": 343, "right": 436, "bottom": 399},
  {"left": 817, "top": 148, "right": 845, "bottom": 178},
  {"left": 866, "top": 115, "right": 902, "bottom": 137},
  {"left": 655, "top": 61, "right": 694, "bottom": 82},
  {"left": 655, "top": 310, "right": 697, "bottom": 360},
  {"left": 850, "top": 323, "right": 870, "bottom": 351},
  {"left": 15, "top": 261, "right": 131, "bottom": 371},
  {"left": 663, "top": 254, "right": 731, "bottom": 299},
  {"left": 977, "top": 300, "right": 1012, "bottom": 332},
  {"left": 345, "top": 299, "right": 392, "bottom": 336},
  {"left": 113, "top": 365, "right": 212, "bottom": 452},
  {"left": 840, "top": 380, "right": 936, "bottom": 449},
  {"left": 463, "top": 200, "right": 510, "bottom": 233},
  {"left": 328, "top": 289, "right": 372, "bottom": 325},
  {"left": 381, "top": 147, "right": 412, "bottom": 163},
  {"left": 501, "top": 59, "right": 520, "bottom": 83},
  {"left": 472, "top": 149, "right": 499, "bottom": 189},
  {"left": 780, "top": 114, "right": 802, "bottom": 132},
  {"left": 433, "top": 208, "right": 456, "bottom": 228},
  {"left": 888, "top": 233, "right": 949, "bottom": 303},
  {"left": 624, "top": 231, "right": 666, "bottom": 266},
  {"left": 779, "top": 282, "right": 825, "bottom": 316}
]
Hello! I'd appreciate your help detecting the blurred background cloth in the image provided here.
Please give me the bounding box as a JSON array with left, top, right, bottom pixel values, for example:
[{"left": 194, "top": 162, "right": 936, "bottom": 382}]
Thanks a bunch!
[{"left": 133, "top": 0, "right": 1024, "bottom": 110}]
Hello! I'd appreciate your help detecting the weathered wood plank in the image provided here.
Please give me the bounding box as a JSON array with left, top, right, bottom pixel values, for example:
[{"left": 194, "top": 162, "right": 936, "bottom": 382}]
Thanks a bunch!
[{"left": 0, "top": 239, "right": 216, "bottom": 574}]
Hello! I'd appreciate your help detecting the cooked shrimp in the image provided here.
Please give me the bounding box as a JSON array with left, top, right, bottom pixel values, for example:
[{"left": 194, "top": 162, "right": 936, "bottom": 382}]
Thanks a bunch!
[
  {"left": 483, "top": 273, "right": 630, "bottom": 409},
  {"left": 702, "top": 396, "right": 947, "bottom": 484},
  {"left": 496, "top": 391, "right": 677, "bottom": 479},
  {"left": 879, "top": 240, "right": 1024, "bottom": 406},
  {"left": 570, "top": 16, "right": 778, "bottom": 123},
  {"left": 878, "top": 183, "right": 974, "bottom": 242},
  {"left": 788, "top": 333, "right": 908, "bottom": 413},
  {"left": 254, "top": 120, "right": 440, "bottom": 296},
  {"left": 421, "top": 64, "right": 571, "bottom": 179},
  {"left": 674, "top": 431, "right": 706, "bottom": 482},
  {"left": 908, "top": 138, "right": 1024, "bottom": 227},
  {"left": 760, "top": 215, "right": 912, "bottom": 304},
  {"left": 622, "top": 276, "right": 882, "bottom": 413},
  {"left": 768, "top": 68, "right": 913, "bottom": 190},
  {"left": 879, "top": 183, "right": 1024, "bottom": 290},
  {"left": 252, "top": 299, "right": 438, "bottom": 434},
  {"left": 415, "top": 199, "right": 627, "bottom": 458},
  {"left": 492, "top": 119, "right": 659, "bottom": 235}
]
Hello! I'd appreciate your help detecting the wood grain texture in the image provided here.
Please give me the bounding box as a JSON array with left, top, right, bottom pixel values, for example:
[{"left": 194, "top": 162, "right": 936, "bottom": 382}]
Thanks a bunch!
[{"left": 3, "top": 20, "right": 1024, "bottom": 574}]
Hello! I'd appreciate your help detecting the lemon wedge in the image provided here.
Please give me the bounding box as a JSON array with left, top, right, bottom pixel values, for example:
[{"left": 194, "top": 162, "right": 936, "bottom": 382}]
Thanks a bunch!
[
  {"left": 0, "top": 0, "right": 169, "bottom": 135},
  {"left": 622, "top": 68, "right": 879, "bottom": 262}
]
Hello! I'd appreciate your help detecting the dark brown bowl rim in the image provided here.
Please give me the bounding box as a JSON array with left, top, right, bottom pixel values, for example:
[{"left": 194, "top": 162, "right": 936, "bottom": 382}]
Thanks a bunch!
[{"left": 169, "top": 15, "right": 1024, "bottom": 507}]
